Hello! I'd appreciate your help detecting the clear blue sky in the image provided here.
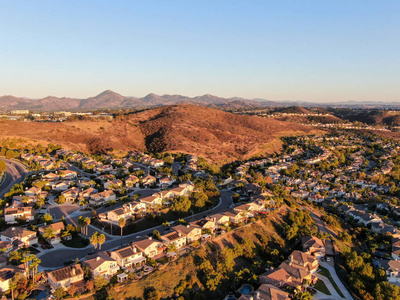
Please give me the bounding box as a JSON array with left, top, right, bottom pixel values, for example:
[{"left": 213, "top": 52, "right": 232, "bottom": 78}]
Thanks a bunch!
[{"left": 1, "top": 1, "right": 399, "bottom": 102}]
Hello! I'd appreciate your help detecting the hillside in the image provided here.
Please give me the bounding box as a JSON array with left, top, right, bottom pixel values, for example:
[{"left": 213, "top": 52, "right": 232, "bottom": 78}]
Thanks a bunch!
[
  {"left": 0, "top": 105, "right": 318, "bottom": 162},
  {"left": 276, "top": 106, "right": 312, "bottom": 114}
]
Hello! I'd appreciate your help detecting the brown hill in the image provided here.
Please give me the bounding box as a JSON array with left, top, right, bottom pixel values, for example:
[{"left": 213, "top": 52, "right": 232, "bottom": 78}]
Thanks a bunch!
[
  {"left": 0, "top": 105, "right": 318, "bottom": 162},
  {"left": 277, "top": 106, "right": 312, "bottom": 114}
]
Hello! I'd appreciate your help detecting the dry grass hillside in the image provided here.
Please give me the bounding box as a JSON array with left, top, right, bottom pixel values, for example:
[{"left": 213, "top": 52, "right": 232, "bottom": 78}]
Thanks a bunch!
[{"left": 0, "top": 105, "right": 319, "bottom": 162}]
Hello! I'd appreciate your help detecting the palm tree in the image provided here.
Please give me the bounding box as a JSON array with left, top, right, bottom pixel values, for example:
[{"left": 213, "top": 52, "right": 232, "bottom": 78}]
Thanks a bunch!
[
  {"left": 84, "top": 217, "right": 91, "bottom": 236},
  {"left": 90, "top": 232, "right": 99, "bottom": 252},
  {"left": 79, "top": 199, "right": 88, "bottom": 209},
  {"left": 21, "top": 253, "right": 35, "bottom": 277},
  {"left": 29, "top": 257, "right": 41, "bottom": 281},
  {"left": 43, "top": 227, "right": 56, "bottom": 244},
  {"left": 78, "top": 216, "right": 85, "bottom": 235},
  {"left": 118, "top": 218, "right": 126, "bottom": 246},
  {"left": 9, "top": 274, "right": 19, "bottom": 300},
  {"left": 98, "top": 234, "right": 106, "bottom": 250}
]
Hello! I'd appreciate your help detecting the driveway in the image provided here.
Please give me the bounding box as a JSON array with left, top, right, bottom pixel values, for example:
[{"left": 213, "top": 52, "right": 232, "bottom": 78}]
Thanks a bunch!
[{"left": 319, "top": 261, "right": 353, "bottom": 300}]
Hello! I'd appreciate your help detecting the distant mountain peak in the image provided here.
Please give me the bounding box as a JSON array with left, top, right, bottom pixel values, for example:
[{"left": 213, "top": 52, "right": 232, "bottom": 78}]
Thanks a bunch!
[{"left": 95, "top": 89, "right": 122, "bottom": 97}]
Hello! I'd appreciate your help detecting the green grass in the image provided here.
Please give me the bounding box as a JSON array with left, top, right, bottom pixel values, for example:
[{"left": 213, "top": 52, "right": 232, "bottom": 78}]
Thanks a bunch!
[
  {"left": 314, "top": 279, "right": 331, "bottom": 295},
  {"left": 319, "top": 265, "right": 345, "bottom": 298},
  {"left": 62, "top": 237, "right": 90, "bottom": 248}
]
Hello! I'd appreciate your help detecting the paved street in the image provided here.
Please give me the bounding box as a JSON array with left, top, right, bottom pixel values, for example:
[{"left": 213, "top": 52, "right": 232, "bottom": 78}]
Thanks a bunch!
[
  {"left": 0, "top": 158, "right": 29, "bottom": 198},
  {"left": 38, "top": 190, "right": 233, "bottom": 268}
]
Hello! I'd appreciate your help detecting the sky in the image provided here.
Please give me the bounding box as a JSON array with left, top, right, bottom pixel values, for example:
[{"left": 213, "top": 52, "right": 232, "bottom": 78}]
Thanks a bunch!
[{"left": 0, "top": 1, "right": 399, "bottom": 102}]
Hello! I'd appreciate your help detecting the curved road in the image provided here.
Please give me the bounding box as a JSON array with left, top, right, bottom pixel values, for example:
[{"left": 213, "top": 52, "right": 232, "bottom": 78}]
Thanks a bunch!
[
  {"left": 39, "top": 190, "right": 233, "bottom": 268},
  {"left": 0, "top": 158, "right": 29, "bottom": 198}
]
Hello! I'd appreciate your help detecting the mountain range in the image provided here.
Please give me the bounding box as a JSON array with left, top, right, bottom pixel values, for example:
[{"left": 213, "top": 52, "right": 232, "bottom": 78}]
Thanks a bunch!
[{"left": 1, "top": 90, "right": 399, "bottom": 112}]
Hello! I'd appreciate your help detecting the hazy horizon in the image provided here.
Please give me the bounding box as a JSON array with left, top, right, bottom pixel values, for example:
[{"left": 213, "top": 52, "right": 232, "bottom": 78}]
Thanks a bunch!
[{"left": 1, "top": 1, "right": 399, "bottom": 102}]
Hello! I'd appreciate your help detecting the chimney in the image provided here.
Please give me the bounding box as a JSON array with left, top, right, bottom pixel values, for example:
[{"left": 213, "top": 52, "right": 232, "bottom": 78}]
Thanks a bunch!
[
  {"left": 71, "top": 267, "right": 76, "bottom": 275},
  {"left": 149, "top": 237, "right": 152, "bottom": 240},
  {"left": 96, "top": 256, "right": 100, "bottom": 261},
  {"left": 133, "top": 247, "right": 137, "bottom": 253},
  {"left": 255, "top": 291, "right": 260, "bottom": 300},
  {"left": 186, "top": 225, "right": 190, "bottom": 228},
  {"left": 178, "top": 232, "right": 181, "bottom": 237}
]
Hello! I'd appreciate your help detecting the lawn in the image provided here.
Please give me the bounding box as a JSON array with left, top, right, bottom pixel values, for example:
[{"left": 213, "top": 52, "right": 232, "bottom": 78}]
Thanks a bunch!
[
  {"left": 318, "top": 265, "right": 345, "bottom": 298},
  {"left": 314, "top": 280, "right": 331, "bottom": 295},
  {"left": 62, "top": 237, "right": 90, "bottom": 248}
]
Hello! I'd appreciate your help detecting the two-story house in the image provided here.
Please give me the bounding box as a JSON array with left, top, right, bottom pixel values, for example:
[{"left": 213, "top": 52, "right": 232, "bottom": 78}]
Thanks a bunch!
[
  {"left": 83, "top": 252, "right": 120, "bottom": 278},
  {"left": 110, "top": 245, "right": 146, "bottom": 270},
  {"left": 46, "top": 264, "right": 85, "bottom": 290}
]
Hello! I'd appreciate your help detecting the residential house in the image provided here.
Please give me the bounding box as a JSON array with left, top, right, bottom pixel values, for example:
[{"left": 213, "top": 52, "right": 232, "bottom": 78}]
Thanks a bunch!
[
  {"left": 107, "top": 207, "right": 132, "bottom": 222},
  {"left": 158, "top": 176, "right": 175, "bottom": 187},
  {"left": 172, "top": 225, "right": 202, "bottom": 243},
  {"left": 80, "top": 187, "right": 98, "bottom": 200},
  {"left": 142, "top": 175, "right": 156, "bottom": 187},
  {"left": 190, "top": 219, "right": 216, "bottom": 232},
  {"left": 46, "top": 264, "right": 85, "bottom": 290},
  {"left": 135, "top": 238, "right": 165, "bottom": 258},
  {"left": 308, "top": 194, "right": 325, "bottom": 203},
  {"left": 38, "top": 222, "right": 65, "bottom": 244},
  {"left": 110, "top": 245, "right": 146, "bottom": 270},
  {"left": 379, "top": 260, "right": 400, "bottom": 283},
  {"left": 0, "top": 227, "right": 38, "bottom": 247},
  {"left": 140, "top": 195, "right": 162, "bottom": 208},
  {"left": 51, "top": 181, "right": 71, "bottom": 191},
  {"left": 125, "top": 201, "right": 147, "bottom": 215},
  {"left": 0, "top": 241, "right": 12, "bottom": 254},
  {"left": 89, "top": 190, "right": 116, "bottom": 206},
  {"left": 0, "top": 267, "right": 23, "bottom": 292},
  {"left": 224, "top": 210, "right": 246, "bottom": 225},
  {"left": 208, "top": 213, "right": 230, "bottom": 227},
  {"left": 58, "top": 170, "right": 78, "bottom": 180},
  {"left": 61, "top": 187, "right": 80, "bottom": 202},
  {"left": 348, "top": 210, "right": 381, "bottom": 227},
  {"left": 301, "top": 236, "right": 325, "bottom": 257},
  {"left": 25, "top": 186, "right": 41, "bottom": 197},
  {"left": 288, "top": 250, "right": 319, "bottom": 274},
  {"left": 238, "top": 284, "right": 289, "bottom": 300},
  {"left": 161, "top": 230, "right": 187, "bottom": 249},
  {"left": 125, "top": 175, "right": 139, "bottom": 188},
  {"left": 104, "top": 179, "right": 123, "bottom": 190},
  {"left": 82, "top": 252, "right": 119, "bottom": 278},
  {"left": 4, "top": 206, "right": 34, "bottom": 224}
]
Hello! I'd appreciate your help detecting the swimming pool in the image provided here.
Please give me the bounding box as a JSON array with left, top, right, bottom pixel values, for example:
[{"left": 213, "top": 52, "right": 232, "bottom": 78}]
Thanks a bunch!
[{"left": 239, "top": 284, "right": 253, "bottom": 295}]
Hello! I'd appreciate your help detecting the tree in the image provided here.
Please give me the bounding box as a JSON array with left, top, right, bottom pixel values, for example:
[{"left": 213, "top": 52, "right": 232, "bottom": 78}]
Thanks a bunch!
[
  {"left": 143, "top": 286, "right": 160, "bottom": 300},
  {"left": 29, "top": 257, "right": 41, "bottom": 281},
  {"left": 78, "top": 216, "right": 85, "bottom": 235},
  {"left": 84, "top": 217, "right": 91, "bottom": 236},
  {"left": 67, "top": 284, "right": 77, "bottom": 297},
  {"left": 98, "top": 233, "right": 106, "bottom": 250},
  {"left": 9, "top": 250, "right": 22, "bottom": 264},
  {"left": 9, "top": 273, "right": 20, "bottom": 300},
  {"left": 53, "top": 287, "right": 66, "bottom": 300},
  {"left": 153, "top": 229, "right": 161, "bottom": 241},
  {"left": 85, "top": 280, "right": 95, "bottom": 293},
  {"left": 374, "top": 281, "right": 400, "bottom": 300},
  {"left": 94, "top": 275, "right": 108, "bottom": 291},
  {"left": 90, "top": 232, "right": 99, "bottom": 252},
  {"left": 118, "top": 218, "right": 126, "bottom": 246},
  {"left": 58, "top": 195, "right": 66, "bottom": 204},
  {"left": 43, "top": 227, "right": 56, "bottom": 244}
]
